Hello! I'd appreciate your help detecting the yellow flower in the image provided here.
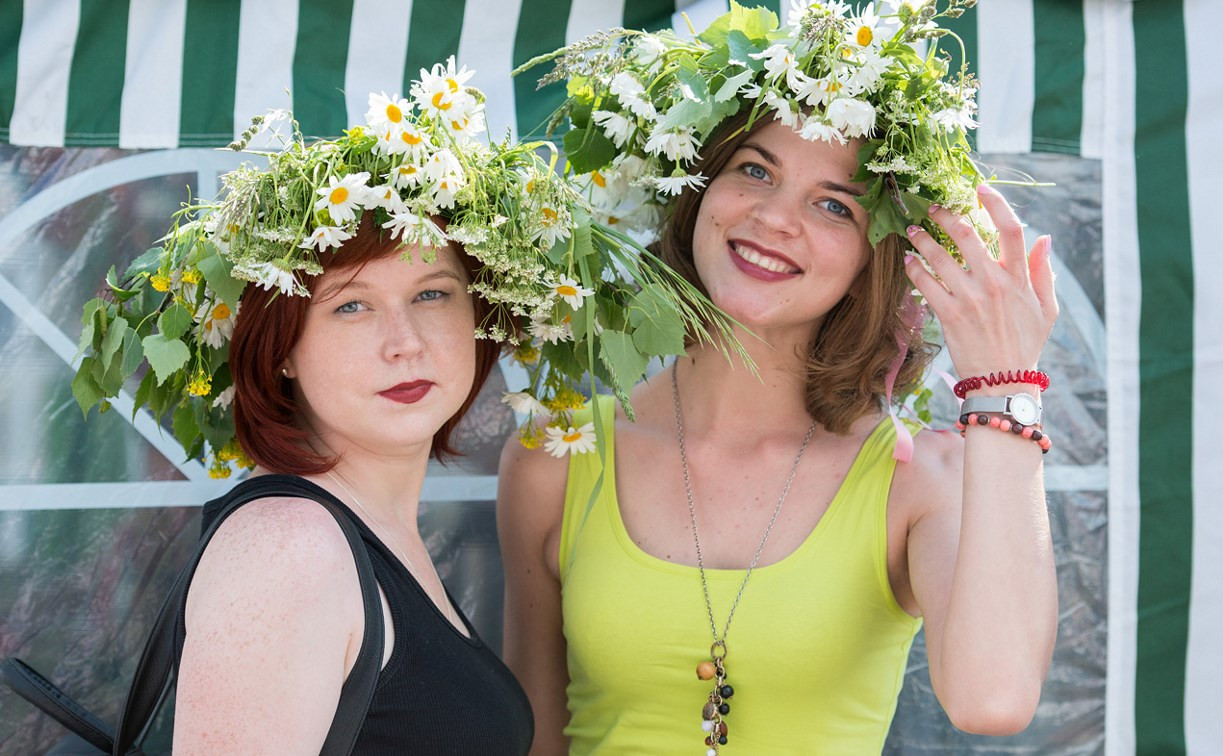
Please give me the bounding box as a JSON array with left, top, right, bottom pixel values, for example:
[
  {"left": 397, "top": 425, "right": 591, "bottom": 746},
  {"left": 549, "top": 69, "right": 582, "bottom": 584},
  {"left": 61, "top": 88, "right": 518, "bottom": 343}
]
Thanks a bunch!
[
  {"left": 518, "top": 422, "right": 544, "bottom": 449},
  {"left": 514, "top": 343, "right": 540, "bottom": 365},
  {"left": 215, "top": 438, "right": 243, "bottom": 463},
  {"left": 545, "top": 386, "right": 585, "bottom": 412},
  {"left": 150, "top": 272, "right": 172, "bottom": 292},
  {"left": 187, "top": 372, "right": 212, "bottom": 397},
  {"left": 208, "top": 458, "right": 233, "bottom": 479},
  {"left": 181, "top": 268, "right": 202, "bottom": 285}
]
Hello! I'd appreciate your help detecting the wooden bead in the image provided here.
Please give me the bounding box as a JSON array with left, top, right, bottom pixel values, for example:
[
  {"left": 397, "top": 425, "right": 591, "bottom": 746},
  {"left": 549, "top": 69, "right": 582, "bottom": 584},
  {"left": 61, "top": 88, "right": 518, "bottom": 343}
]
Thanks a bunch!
[
  {"left": 702, "top": 702, "right": 718, "bottom": 720},
  {"left": 697, "top": 661, "right": 717, "bottom": 680}
]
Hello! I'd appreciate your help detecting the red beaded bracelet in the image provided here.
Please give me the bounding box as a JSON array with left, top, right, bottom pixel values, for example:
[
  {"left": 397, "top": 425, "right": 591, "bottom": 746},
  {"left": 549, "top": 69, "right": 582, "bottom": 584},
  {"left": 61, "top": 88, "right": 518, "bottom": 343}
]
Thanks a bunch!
[
  {"left": 953, "top": 369, "right": 1050, "bottom": 399},
  {"left": 955, "top": 413, "right": 1052, "bottom": 453}
]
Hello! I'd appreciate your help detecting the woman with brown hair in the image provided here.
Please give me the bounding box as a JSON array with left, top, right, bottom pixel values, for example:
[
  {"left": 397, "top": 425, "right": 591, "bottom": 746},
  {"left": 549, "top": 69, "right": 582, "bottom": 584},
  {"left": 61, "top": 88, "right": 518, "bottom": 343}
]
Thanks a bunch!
[{"left": 499, "top": 4, "right": 1059, "bottom": 753}]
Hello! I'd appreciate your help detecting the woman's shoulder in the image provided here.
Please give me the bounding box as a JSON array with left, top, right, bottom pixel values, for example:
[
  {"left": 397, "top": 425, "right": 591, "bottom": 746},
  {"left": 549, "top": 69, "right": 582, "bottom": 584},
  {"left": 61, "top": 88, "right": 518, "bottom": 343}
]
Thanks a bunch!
[{"left": 891, "top": 423, "right": 964, "bottom": 513}]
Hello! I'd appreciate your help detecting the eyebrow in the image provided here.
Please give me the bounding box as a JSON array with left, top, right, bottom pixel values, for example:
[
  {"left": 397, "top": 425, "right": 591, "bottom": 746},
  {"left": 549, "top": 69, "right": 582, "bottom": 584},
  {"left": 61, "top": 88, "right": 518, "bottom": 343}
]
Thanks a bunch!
[
  {"left": 739, "top": 142, "right": 866, "bottom": 197},
  {"left": 317, "top": 267, "right": 463, "bottom": 300}
]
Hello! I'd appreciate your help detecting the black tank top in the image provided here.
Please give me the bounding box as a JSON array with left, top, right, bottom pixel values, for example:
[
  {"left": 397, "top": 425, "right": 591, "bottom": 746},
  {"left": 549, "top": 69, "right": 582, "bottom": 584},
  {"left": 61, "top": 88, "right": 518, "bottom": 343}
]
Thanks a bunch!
[{"left": 193, "top": 475, "right": 533, "bottom": 755}]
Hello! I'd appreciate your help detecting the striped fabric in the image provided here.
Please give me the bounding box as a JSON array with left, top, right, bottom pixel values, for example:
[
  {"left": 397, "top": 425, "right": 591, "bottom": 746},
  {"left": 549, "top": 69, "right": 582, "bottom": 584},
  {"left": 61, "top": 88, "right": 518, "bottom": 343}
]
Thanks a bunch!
[{"left": 1, "top": 1, "right": 1221, "bottom": 753}]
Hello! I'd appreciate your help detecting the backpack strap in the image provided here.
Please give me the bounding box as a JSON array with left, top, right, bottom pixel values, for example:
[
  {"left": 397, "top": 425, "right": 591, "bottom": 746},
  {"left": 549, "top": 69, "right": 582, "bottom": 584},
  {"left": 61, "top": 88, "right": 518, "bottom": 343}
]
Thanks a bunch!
[{"left": 113, "top": 475, "right": 384, "bottom": 756}]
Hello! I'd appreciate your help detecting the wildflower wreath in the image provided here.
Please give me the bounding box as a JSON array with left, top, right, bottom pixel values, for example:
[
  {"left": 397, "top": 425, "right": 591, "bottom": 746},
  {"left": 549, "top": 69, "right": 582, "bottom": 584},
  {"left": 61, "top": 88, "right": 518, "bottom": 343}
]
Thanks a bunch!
[
  {"left": 519, "top": 0, "right": 1006, "bottom": 424},
  {"left": 72, "top": 59, "right": 746, "bottom": 477}
]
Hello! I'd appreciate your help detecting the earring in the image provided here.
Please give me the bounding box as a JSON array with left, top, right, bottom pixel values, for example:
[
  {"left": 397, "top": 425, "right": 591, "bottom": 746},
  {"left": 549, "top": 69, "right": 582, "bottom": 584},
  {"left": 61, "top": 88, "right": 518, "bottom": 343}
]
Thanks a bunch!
[{"left": 281, "top": 368, "right": 289, "bottom": 377}]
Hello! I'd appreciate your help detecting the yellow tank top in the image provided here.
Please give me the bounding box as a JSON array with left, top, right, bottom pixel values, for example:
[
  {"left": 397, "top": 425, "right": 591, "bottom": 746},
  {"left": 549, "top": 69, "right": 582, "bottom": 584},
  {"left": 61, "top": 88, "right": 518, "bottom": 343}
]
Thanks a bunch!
[{"left": 560, "top": 397, "right": 922, "bottom": 755}]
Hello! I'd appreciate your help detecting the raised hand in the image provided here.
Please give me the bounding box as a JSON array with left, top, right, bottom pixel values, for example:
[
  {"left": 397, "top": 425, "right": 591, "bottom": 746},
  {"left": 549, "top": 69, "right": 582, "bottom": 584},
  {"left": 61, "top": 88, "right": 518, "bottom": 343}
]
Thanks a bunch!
[{"left": 902, "top": 184, "right": 1059, "bottom": 382}]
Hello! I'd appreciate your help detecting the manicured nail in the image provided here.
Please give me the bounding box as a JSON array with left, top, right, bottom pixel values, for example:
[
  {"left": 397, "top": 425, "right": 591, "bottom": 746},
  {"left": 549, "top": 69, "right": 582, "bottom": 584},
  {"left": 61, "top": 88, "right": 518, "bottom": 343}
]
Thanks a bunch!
[
  {"left": 903, "top": 253, "right": 914, "bottom": 265},
  {"left": 906, "top": 225, "right": 921, "bottom": 237},
  {"left": 928, "top": 204, "right": 940, "bottom": 215},
  {"left": 977, "top": 183, "right": 993, "bottom": 195}
]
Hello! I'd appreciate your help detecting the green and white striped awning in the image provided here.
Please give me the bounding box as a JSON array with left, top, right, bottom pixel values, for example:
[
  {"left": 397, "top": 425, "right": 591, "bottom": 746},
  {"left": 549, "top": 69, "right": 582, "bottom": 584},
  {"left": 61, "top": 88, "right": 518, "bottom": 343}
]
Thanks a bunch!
[{"left": 2, "top": 1, "right": 1221, "bottom": 753}]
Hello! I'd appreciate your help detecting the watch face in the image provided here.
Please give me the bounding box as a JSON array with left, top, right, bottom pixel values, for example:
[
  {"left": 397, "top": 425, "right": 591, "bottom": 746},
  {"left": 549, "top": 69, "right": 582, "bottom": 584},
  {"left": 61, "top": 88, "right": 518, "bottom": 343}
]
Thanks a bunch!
[{"left": 1010, "top": 394, "right": 1041, "bottom": 426}]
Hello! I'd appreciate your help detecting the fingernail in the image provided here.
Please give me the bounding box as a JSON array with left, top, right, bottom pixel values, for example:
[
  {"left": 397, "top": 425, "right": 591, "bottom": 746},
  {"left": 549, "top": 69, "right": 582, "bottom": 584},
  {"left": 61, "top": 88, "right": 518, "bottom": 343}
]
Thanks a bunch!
[
  {"left": 904, "top": 253, "right": 914, "bottom": 265},
  {"left": 906, "top": 225, "right": 922, "bottom": 237},
  {"left": 928, "top": 204, "right": 940, "bottom": 215},
  {"left": 977, "top": 184, "right": 993, "bottom": 195}
]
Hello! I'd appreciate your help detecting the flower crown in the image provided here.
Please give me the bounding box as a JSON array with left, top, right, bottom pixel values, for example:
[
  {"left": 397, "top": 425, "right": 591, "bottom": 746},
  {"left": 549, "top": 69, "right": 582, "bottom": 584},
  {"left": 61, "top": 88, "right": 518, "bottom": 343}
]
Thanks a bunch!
[
  {"left": 521, "top": 0, "right": 990, "bottom": 251},
  {"left": 72, "top": 59, "right": 746, "bottom": 476}
]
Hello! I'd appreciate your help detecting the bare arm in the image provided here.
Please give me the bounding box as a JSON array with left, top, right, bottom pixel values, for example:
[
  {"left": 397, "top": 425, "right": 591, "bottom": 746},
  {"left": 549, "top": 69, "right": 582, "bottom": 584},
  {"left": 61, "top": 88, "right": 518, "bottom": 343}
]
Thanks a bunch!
[
  {"left": 173, "top": 498, "right": 364, "bottom": 755},
  {"left": 497, "top": 436, "right": 571, "bottom": 756},
  {"left": 900, "top": 186, "right": 1060, "bottom": 735}
]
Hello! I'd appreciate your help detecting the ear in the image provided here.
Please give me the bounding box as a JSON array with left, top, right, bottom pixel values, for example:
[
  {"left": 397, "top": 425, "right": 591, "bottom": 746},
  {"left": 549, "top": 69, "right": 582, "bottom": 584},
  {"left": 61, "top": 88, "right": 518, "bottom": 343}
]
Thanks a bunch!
[{"left": 281, "top": 363, "right": 296, "bottom": 379}]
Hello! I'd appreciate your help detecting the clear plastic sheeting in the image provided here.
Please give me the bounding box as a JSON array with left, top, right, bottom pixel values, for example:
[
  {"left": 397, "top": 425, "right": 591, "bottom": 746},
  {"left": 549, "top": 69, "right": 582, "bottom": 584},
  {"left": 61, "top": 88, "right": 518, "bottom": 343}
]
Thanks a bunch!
[{"left": 0, "top": 145, "right": 1106, "bottom": 755}]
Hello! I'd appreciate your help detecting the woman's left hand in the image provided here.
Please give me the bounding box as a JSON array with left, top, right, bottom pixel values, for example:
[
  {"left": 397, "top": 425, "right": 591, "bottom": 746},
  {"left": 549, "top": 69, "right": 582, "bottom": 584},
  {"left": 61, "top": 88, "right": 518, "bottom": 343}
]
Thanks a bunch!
[{"left": 902, "top": 184, "right": 1059, "bottom": 380}]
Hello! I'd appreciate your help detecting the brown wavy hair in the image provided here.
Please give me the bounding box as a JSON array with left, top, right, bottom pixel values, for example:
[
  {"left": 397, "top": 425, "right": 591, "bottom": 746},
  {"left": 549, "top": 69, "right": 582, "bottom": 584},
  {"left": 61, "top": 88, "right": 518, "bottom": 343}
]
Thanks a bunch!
[
  {"left": 653, "top": 112, "right": 937, "bottom": 434},
  {"left": 230, "top": 217, "right": 501, "bottom": 474}
]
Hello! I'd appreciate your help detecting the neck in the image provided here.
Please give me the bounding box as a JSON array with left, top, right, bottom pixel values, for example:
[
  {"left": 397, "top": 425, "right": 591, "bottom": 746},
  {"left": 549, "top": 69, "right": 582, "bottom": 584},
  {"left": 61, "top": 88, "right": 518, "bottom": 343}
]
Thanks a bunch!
[
  {"left": 309, "top": 444, "right": 432, "bottom": 533},
  {"left": 675, "top": 324, "right": 816, "bottom": 440}
]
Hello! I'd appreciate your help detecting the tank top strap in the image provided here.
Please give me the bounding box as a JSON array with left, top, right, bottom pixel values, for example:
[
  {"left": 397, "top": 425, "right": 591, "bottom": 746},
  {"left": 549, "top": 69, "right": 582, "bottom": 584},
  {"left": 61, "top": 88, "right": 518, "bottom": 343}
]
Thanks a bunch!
[{"left": 559, "top": 395, "right": 617, "bottom": 576}]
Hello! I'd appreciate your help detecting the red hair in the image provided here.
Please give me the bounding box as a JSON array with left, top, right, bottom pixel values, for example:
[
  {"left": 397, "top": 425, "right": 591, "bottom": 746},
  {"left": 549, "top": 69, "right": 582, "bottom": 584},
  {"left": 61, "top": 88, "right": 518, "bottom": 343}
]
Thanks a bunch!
[{"left": 230, "top": 218, "right": 500, "bottom": 474}]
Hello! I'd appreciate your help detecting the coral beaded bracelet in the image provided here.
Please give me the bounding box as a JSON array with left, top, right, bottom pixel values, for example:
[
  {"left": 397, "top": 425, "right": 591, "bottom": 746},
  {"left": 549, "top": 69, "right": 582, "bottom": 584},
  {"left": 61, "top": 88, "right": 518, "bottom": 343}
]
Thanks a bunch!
[
  {"left": 955, "top": 413, "right": 1053, "bottom": 454},
  {"left": 953, "top": 370, "right": 1051, "bottom": 399}
]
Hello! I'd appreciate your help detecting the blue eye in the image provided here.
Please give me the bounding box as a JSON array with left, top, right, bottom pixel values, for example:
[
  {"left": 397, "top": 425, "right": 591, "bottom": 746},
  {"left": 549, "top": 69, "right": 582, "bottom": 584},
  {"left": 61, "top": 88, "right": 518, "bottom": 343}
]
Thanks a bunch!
[
  {"left": 822, "top": 198, "right": 852, "bottom": 217},
  {"left": 742, "top": 163, "right": 769, "bottom": 181},
  {"left": 416, "top": 289, "right": 447, "bottom": 302},
  {"left": 335, "top": 301, "right": 365, "bottom": 314}
]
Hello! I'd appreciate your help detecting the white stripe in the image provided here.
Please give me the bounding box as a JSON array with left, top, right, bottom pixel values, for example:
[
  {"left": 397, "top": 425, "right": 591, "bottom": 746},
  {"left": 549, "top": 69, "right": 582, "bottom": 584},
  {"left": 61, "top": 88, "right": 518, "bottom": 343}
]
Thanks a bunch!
[
  {"left": 234, "top": 0, "right": 299, "bottom": 148},
  {"left": 456, "top": 0, "right": 523, "bottom": 140},
  {"left": 7, "top": 0, "right": 78, "bottom": 146},
  {"left": 0, "top": 476, "right": 500, "bottom": 510},
  {"left": 565, "top": 0, "right": 626, "bottom": 45},
  {"left": 1184, "top": 1, "right": 1223, "bottom": 751},
  {"left": 1101, "top": 1, "right": 1139, "bottom": 753},
  {"left": 1079, "top": 0, "right": 1107, "bottom": 159},
  {"left": 344, "top": 0, "right": 413, "bottom": 128},
  {"left": 119, "top": 0, "right": 188, "bottom": 149},
  {"left": 673, "top": 0, "right": 728, "bottom": 40},
  {"left": 976, "top": 0, "right": 1035, "bottom": 154}
]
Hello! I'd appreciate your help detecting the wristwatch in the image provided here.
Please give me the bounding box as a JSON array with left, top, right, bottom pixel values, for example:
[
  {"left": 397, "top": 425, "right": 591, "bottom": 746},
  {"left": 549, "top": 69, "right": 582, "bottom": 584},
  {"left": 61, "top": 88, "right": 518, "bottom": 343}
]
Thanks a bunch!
[{"left": 960, "top": 392, "right": 1042, "bottom": 426}]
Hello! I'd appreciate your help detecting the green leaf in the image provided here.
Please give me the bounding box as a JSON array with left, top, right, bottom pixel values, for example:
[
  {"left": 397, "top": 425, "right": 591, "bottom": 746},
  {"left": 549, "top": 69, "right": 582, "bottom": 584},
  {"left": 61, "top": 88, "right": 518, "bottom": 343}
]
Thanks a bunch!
[
  {"left": 119, "top": 328, "right": 144, "bottom": 380},
  {"left": 97, "top": 345, "right": 126, "bottom": 395},
  {"left": 133, "top": 370, "right": 155, "bottom": 416},
  {"left": 629, "top": 289, "right": 688, "bottom": 357},
  {"left": 105, "top": 266, "right": 142, "bottom": 302},
  {"left": 563, "top": 126, "right": 616, "bottom": 175},
  {"left": 571, "top": 210, "right": 594, "bottom": 261},
  {"left": 599, "top": 330, "right": 648, "bottom": 389},
  {"left": 123, "top": 246, "right": 164, "bottom": 280},
  {"left": 172, "top": 401, "right": 200, "bottom": 454},
  {"left": 726, "top": 30, "right": 764, "bottom": 69},
  {"left": 71, "top": 358, "right": 104, "bottom": 417},
  {"left": 699, "top": 1, "right": 777, "bottom": 48},
  {"left": 158, "top": 304, "right": 193, "bottom": 341},
  {"left": 99, "top": 316, "right": 128, "bottom": 370},
  {"left": 75, "top": 298, "right": 106, "bottom": 360},
  {"left": 197, "top": 241, "right": 246, "bottom": 309},
  {"left": 142, "top": 333, "right": 190, "bottom": 385},
  {"left": 199, "top": 406, "right": 235, "bottom": 452}
]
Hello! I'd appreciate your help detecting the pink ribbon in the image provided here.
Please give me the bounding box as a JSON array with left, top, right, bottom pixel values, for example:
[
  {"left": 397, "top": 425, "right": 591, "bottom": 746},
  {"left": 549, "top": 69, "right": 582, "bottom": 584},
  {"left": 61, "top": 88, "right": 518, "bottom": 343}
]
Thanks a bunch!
[{"left": 885, "top": 296, "right": 926, "bottom": 463}]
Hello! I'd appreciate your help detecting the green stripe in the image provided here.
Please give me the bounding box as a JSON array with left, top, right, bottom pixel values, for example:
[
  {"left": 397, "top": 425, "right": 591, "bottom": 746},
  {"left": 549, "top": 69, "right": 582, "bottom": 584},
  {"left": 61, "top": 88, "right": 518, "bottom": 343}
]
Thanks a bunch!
[
  {"left": 0, "top": 0, "right": 20, "bottom": 141},
  {"left": 936, "top": 4, "right": 977, "bottom": 150},
  {"left": 180, "top": 0, "right": 241, "bottom": 147},
  {"left": 291, "top": 0, "right": 355, "bottom": 139},
  {"left": 623, "top": 0, "right": 676, "bottom": 32},
  {"left": 513, "top": 0, "right": 573, "bottom": 139},
  {"left": 1030, "top": 0, "right": 1084, "bottom": 155},
  {"left": 403, "top": 0, "right": 467, "bottom": 95},
  {"left": 65, "top": 0, "right": 130, "bottom": 147},
  {"left": 1133, "top": 0, "right": 1194, "bottom": 753}
]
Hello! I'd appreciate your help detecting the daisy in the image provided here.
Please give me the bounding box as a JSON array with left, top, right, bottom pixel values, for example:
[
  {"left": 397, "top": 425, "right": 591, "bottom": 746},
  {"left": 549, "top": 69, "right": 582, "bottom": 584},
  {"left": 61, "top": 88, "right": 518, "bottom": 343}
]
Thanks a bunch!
[
  {"left": 799, "top": 114, "right": 846, "bottom": 144},
  {"left": 544, "top": 422, "right": 597, "bottom": 457},
  {"left": 763, "top": 90, "right": 801, "bottom": 129},
  {"left": 825, "top": 97, "right": 876, "bottom": 138},
  {"left": 532, "top": 205, "right": 572, "bottom": 247},
  {"left": 643, "top": 124, "right": 701, "bottom": 163},
  {"left": 931, "top": 106, "right": 978, "bottom": 132},
  {"left": 239, "top": 261, "right": 300, "bottom": 297},
  {"left": 502, "top": 391, "right": 547, "bottom": 416},
  {"left": 388, "top": 162, "right": 425, "bottom": 190},
  {"left": 383, "top": 211, "right": 447, "bottom": 247},
  {"left": 528, "top": 316, "right": 573, "bottom": 345},
  {"left": 545, "top": 274, "right": 595, "bottom": 310},
  {"left": 366, "top": 92, "right": 411, "bottom": 132},
  {"left": 412, "top": 55, "right": 476, "bottom": 115},
  {"left": 653, "top": 171, "right": 707, "bottom": 196},
  {"left": 750, "top": 44, "right": 806, "bottom": 94},
  {"left": 592, "top": 110, "right": 635, "bottom": 147},
  {"left": 195, "top": 298, "right": 238, "bottom": 349},
  {"left": 432, "top": 175, "right": 463, "bottom": 209},
  {"left": 424, "top": 149, "right": 463, "bottom": 183},
  {"left": 300, "top": 224, "right": 354, "bottom": 252},
  {"left": 314, "top": 172, "right": 370, "bottom": 224},
  {"left": 632, "top": 34, "right": 667, "bottom": 68},
  {"left": 608, "top": 72, "right": 658, "bottom": 121},
  {"left": 366, "top": 183, "right": 406, "bottom": 214},
  {"left": 847, "top": 3, "right": 881, "bottom": 48}
]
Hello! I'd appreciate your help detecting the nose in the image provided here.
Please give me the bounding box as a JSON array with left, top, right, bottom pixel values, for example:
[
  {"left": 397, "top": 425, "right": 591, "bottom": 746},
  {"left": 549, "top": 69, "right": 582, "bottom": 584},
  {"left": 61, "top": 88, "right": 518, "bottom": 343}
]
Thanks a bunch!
[
  {"left": 748, "top": 185, "right": 803, "bottom": 238},
  {"left": 380, "top": 306, "right": 427, "bottom": 362}
]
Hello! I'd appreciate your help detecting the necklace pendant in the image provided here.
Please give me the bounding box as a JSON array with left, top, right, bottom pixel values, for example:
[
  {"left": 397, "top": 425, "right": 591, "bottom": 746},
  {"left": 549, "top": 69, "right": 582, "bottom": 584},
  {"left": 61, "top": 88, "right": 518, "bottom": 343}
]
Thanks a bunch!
[{"left": 699, "top": 653, "right": 732, "bottom": 752}]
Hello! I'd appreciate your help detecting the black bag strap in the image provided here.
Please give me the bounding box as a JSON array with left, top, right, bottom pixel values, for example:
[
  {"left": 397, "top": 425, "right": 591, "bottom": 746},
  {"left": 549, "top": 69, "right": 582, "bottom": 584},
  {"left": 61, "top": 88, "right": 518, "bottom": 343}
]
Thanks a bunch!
[
  {"left": 112, "top": 476, "right": 384, "bottom": 755},
  {"left": 0, "top": 657, "right": 116, "bottom": 752}
]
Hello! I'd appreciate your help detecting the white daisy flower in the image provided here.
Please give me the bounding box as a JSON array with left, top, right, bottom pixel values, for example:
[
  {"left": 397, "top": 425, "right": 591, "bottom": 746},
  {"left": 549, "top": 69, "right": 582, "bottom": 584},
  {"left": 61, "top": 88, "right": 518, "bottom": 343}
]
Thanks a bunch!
[
  {"left": 388, "top": 162, "right": 425, "bottom": 190},
  {"left": 652, "top": 171, "right": 707, "bottom": 196},
  {"left": 314, "top": 172, "right": 370, "bottom": 224},
  {"left": 366, "top": 92, "right": 411, "bottom": 132},
  {"left": 642, "top": 124, "right": 701, "bottom": 163},
  {"left": 424, "top": 149, "right": 463, "bottom": 183},
  {"left": 750, "top": 44, "right": 806, "bottom": 94},
  {"left": 432, "top": 176, "right": 463, "bottom": 209},
  {"left": 299, "top": 224, "right": 354, "bottom": 252},
  {"left": 239, "top": 261, "right": 301, "bottom": 297},
  {"left": 502, "top": 391, "right": 547, "bottom": 416},
  {"left": 931, "top": 106, "right": 978, "bottom": 132},
  {"left": 383, "top": 211, "right": 447, "bottom": 247},
  {"left": 764, "top": 90, "right": 801, "bottom": 130},
  {"left": 446, "top": 108, "right": 486, "bottom": 141},
  {"left": 212, "top": 385, "right": 236, "bottom": 409},
  {"left": 195, "top": 298, "right": 239, "bottom": 349},
  {"left": 826, "top": 97, "right": 876, "bottom": 138},
  {"left": 632, "top": 34, "right": 667, "bottom": 68},
  {"left": 412, "top": 55, "right": 476, "bottom": 115},
  {"left": 847, "top": 3, "right": 881, "bottom": 48},
  {"left": 532, "top": 205, "right": 572, "bottom": 247},
  {"left": 545, "top": 274, "right": 595, "bottom": 310},
  {"left": 799, "top": 115, "right": 846, "bottom": 144},
  {"left": 366, "top": 183, "right": 406, "bottom": 214},
  {"left": 609, "top": 72, "right": 658, "bottom": 121},
  {"left": 544, "top": 422, "right": 597, "bottom": 457},
  {"left": 592, "top": 110, "right": 635, "bottom": 147},
  {"left": 796, "top": 76, "right": 843, "bottom": 108},
  {"left": 527, "top": 316, "right": 573, "bottom": 344}
]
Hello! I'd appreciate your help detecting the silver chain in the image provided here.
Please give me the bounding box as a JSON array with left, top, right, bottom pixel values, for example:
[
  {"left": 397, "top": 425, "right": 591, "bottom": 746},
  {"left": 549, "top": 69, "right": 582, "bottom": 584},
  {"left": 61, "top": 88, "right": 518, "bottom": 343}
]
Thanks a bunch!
[{"left": 670, "top": 362, "right": 816, "bottom": 647}]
